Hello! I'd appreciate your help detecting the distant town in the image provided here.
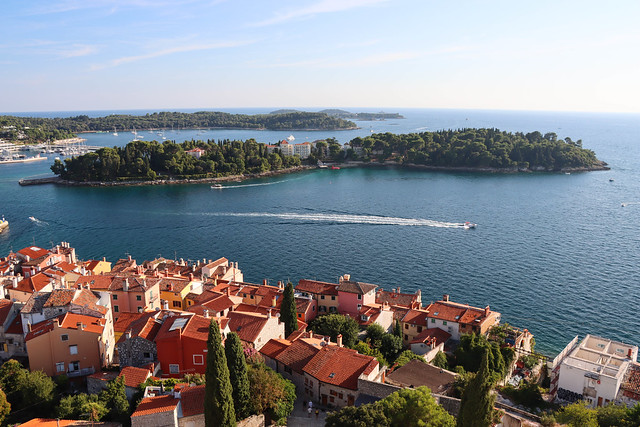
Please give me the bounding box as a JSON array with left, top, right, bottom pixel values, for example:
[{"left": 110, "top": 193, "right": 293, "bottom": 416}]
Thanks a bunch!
[{"left": 0, "top": 243, "right": 638, "bottom": 426}]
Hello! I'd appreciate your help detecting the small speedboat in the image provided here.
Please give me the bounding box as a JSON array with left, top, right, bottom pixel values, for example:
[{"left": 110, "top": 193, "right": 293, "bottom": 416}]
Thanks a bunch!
[
  {"left": 609, "top": 178, "right": 614, "bottom": 182},
  {"left": 463, "top": 222, "right": 477, "bottom": 229},
  {"left": 211, "top": 184, "right": 223, "bottom": 189},
  {"left": 331, "top": 166, "right": 340, "bottom": 170}
]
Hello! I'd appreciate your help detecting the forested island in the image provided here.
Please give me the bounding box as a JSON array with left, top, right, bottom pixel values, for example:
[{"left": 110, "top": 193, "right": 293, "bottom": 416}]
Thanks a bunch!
[
  {"left": 46, "top": 128, "right": 606, "bottom": 185},
  {"left": 269, "top": 109, "right": 404, "bottom": 120},
  {"left": 0, "top": 111, "right": 356, "bottom": 143}
]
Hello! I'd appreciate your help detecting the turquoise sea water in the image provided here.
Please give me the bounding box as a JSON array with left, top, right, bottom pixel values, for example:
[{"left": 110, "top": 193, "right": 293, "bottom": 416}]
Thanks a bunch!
[{"left": 1, "top": 108, "right": 639, "bottom": 356}]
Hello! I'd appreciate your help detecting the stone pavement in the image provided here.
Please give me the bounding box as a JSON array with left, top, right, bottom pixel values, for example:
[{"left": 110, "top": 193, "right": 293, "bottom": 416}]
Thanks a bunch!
[{"left": 287, "top": 393, "right": 332, "bottom": 426}]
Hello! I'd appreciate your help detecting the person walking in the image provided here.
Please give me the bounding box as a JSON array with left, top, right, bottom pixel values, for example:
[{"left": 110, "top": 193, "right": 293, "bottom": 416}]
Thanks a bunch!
[
  {"left": 307, "top": 407, "right": 312, "bottom": 418},
  {"left": 315, "top": 409, "right": 319, "bottom": 419}
]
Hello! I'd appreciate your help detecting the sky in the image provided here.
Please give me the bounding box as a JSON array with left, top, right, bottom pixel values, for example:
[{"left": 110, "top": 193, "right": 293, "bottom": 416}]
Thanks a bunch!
[{"left": 1, "top": 0, "right": 639, "bottom": 113}]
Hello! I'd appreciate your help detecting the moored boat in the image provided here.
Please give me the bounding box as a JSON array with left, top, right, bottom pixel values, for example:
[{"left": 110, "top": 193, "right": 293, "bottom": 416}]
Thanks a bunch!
[{"left": 0, "top": 216, "right": 8, "bottom": 233}]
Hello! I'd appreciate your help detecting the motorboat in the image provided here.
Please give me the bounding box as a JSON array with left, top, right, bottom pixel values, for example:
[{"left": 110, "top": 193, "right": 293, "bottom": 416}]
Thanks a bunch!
[
  {"left": 463, "top": 222, "right": 477, "bottom": 229},
  {"left": 331, "top": 166, "right": 340, "bottom": 170},
  {"left": 211, "top": 184, "right": 223, "bottom": 189},
  {"left": 609, "top": 178, "right": 614, "bottom": 182},
  {"left": 0, "top": 216, "right": 8, "bottom": 233}
]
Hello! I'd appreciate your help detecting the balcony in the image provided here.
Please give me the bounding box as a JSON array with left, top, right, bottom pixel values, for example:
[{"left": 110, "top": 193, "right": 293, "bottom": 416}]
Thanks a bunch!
[{"left": 67, "top": 367, "right": 95, "bottom": 378}]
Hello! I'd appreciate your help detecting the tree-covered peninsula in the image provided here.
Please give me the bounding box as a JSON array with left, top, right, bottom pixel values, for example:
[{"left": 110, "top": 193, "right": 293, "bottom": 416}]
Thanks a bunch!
[
  {"left": 340, "top": 128, "right": 605, "bottom": 171},
  {"left": 50, "top": 139, "right": 302, "bottom": 182},
  {"left": 0, "top": 111, "right": 356, "bottom": 143}
]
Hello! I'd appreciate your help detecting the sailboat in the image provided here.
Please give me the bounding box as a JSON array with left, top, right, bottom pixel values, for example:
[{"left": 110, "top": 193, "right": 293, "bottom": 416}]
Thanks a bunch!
[{"left": 113, "top": 126, "right": 118, "bottom": 136}]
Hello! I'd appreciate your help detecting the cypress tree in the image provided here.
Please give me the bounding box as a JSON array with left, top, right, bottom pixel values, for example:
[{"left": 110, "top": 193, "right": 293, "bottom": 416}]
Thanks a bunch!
[
  {"left": 281, "top": 282, "right": 298, "bottom": 338},
  {"left": 457, "top": 349, "right": 497, "bottom": 427},
  {"left": 101, "top": 375, "right": 129, "bottom": 423},
  {"left": 224, "top": 332, "right": 251, "bottom": 420},
  {"left": 205, "top": 319, "right": 236, "bottom": 427},
  {"left": 394, "top": 319, "right": 402, "bottom": 338}
]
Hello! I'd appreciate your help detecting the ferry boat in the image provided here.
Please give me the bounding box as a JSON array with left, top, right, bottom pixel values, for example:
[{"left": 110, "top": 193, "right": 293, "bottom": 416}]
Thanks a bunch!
[
  {"left": 0, "top": 216, "right": 8, "bottom": 233},
  {"left": 463, "top": 222, "right": 477, "bottom": 229}
]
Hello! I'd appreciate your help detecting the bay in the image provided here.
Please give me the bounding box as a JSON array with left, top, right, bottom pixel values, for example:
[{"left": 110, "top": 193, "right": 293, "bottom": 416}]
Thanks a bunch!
[{"left": 1, "top": 108, "right": 639, "bottom": 356}]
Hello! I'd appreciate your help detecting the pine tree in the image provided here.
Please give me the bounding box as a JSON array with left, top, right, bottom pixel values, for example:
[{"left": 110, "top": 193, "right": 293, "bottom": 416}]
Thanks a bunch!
[
  {"left": 457, "top": 349, "right": 497, "bottom": 427},
  {"left": 224, "top": 332, "right": 251, "bottom": 420},
  {"left": 280, "top": 282, "right": 298, "bottom": 338},
  {"left": 205, "top": 319, "right": 236, "bottom": 427}
]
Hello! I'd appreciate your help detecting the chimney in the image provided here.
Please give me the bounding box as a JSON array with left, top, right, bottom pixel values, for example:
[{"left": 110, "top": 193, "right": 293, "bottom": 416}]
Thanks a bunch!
[
  {"left": 128, "top": 255, "right": 132, "bottom": 261},
  {"left": 442, "top": 294, "right": 449, "bottom": 302},
  {"left": 203, "top": 309, "right": 209, "bottom": 318},
  {"left": 77, "top": 322, "right": 84, "bottom": 331},
  {"left": 103, "top": 257, "right": 106, "bottom": 262},
  {"left": 189, "top": 273, "right": 194, "bottom": 281},
  {"left": 263, "top": 279, "right": 267, "bottom": 286},
  {"left": 86, "top": 284, "right": 90, "bottom": 290},
  {"left": 203, "top": 258, "right": 207, "bottom": 265},
  {"left": 629, "top": 348, "right": 633, "bottom": 359},
  {"left": 12, "top": 276, "right": 18, "bottom": 288},
  {"left": 267, "top": 309, "right": 272, "bottom": 318},
  {"left": 484, "top": 305, "right": 490, "bottom": 317},
  {"left": 309, "top": 330, "right": 313, "bottom": 339},
  {"left": 344, "top": 274, "right": 351, "bottom": 281},
  {"left": 226, "top": 287, "right": 231, "bottom": 297},
  {"left": 272, "top": 296, "right": 277, "bottom": 307},
  {"left": 397, "top": 286, "right": 400, "bottom": 294},
  {"left": 415, "top": 289, "right": 422, "bottom": 303},
  {"left": 278, "top": 281, "right": 284, "bottom": 290},
  {"left": 163, "top": 301, "right": 169, "bottom": 310},
  {"left": 27, "top": 321, "right": 32, "bottom": 332},
  {"left": 337, "top": 334, "right": 343, "bottom": 347},
  {"left": 123, "top": 278, "right": 129, "bottom": 292}
]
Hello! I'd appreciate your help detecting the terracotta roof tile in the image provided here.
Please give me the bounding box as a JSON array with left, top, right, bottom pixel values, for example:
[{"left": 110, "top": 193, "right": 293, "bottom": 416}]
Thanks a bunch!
[
  {"left": 402, "top": 309, "right": 430, "bottom": 325},
  {"left": 6, "top": 313, "right": 24, "bottom": 334},
  {"left": 296, "top": 279, "right": 339, "bottom": 296},
  {"left": 259, "top": 339, "right": 291, "bottom": 359},
  {"left": 376, "top": 289, "right": 419, "bottom": 308},
  {"left": 26, "top": 312, "right": 105, "bottom": 341},
  {"left": 17, "top": 246, "right": 49, "bottom": 260},
  {"left": 410, "top": 328, "right": 452, "bottom": 345},
  {"left": 227, "top": 311, "right": 269, "bottom": 344},
  {"left": 181, "top": 315, "right": 212, "bottom": 342},
  {"left": 113, "top": 312, "right": 146, "bottom": 333},
  {"left": 21, "top": 292, "right": 50, "bottom": 313},
  {"left": 14, "top": 273, "right": 53, "bottom": 293},
  {"left": 275, "top": 339, "right": 320, "bottom": 374},
  {"left": 119, "top": 366, "right": 151, "bottom": 389},
  {"left": 0, "top": 300, "right": 13, "bottom": 326},
  {"left": 180, "top": 385, "right": 206, "bottom": 417},
  {"left": 117, "top": 312, "right": 162, "bottom": 344},
  {"left": 131, "top": 395, "right": 178, "bottom": 417},
  {"left": 303, "top": 346, "right": 378, "bottom": 390},
  {"left": 76, "top": 275, "right": 114, "bottom": 290},
  {"left": 337, "top": 280, "right": 377, "bottom": 295},
  {"left": 43, "top": 289, "right": 75, "bottom": 307}
]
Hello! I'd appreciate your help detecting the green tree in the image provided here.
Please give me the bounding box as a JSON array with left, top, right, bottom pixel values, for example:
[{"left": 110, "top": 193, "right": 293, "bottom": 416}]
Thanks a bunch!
[
  {"left": 555, "top": 401, "right": 598, "bottom": 427},
  {"left": 57, "top": 393, "right": 107, "bottom": 421},
  {"left": 0, "top": 388, "right": 10, "bottom": 425},
  {"left": 596, "top": 402, "right": 630, "bottom": 427},
  {"left": 457, "top": 349, "right": 498, "bottom": 427},
  {"left": 394, "top": 350, "right": 424, "bottom": 368},
  {"left": 353, "top": 341, "right": 387, "bottom": 367},
  {"left": 325, "top": 404, "right": 388, "bottom": 427},
  {"left": 17, "top": 370, "right": 55, "bottom": 411},
  {"left": 224, "top": 332, "right": 251, "bottom": 420},
  {"left": 100, "top": 375, "right": 129, "bottom": 423},
  {"left": 380, "top": 334, "right": 403, "bottom": 363},
  {"left": 205, "top": 319, "right": 236, "bottom": 427},
  {"left": 308, "top": 314, "right": 359, "bottom": 347},
  {"left": 280, "top": 282, "right": 298, "bottom": 338},
  {"left": 393, "top": 319, "right": 402, "bottom": 338},
  {"left": 365, "top": 323, "right": 385, "bottom": 347},
  {"left": 432, "top": 351, "right": 448, "bottom": 369},
  {"left": 247, "top": 364, "right": 296, "bottom": 425}
]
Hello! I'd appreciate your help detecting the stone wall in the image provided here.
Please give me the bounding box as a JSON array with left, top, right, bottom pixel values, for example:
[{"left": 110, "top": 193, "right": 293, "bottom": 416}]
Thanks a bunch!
[
  {"left": 357, "top": 378, "right": 401, "bottom": 399},
  {"left": 117, "top": 337, "right": 156, "bottom": 368},
  {"left": 432, "top": 394, "right": 461, "bottom": 417},
  {"left": 238, "top": 414, "right": 265, "bottom": 427},
  {"left": 131, "top": 408, "right": 177, "bottom": 427}
]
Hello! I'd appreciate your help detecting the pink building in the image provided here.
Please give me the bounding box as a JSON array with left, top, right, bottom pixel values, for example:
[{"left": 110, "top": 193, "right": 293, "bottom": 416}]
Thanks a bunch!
[{"left": 336, "top": 275, "right": 377, "bottom": 315}]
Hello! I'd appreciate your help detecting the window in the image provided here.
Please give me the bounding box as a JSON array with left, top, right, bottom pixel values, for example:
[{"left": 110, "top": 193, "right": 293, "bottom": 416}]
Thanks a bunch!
[
  {"left": 443, "top": 321, "right": 448, "bottom": 325},
  {"left": 136, "top": 295, "right": 142, "bottom": 301},
  {"left": 312, "top": 306, "right": 315, "bottom": 311},
  {"left": 56, "top": 362, "right": 65, "bottom": 373},
  {"left": 112, "top": 294, "right": 118, "bottom": 300},
  {"left": 321, "top": 295, "right": 325, "bottom": 300},
  {"left": 331, "top": 296, "right": 335, "bottom": 301},
  {"left": 0, "top": 342, "right": 6, "bottom": 352},
  {"left": 297, "top": 313, "right": 301, "bottom": 318},
  {"left": 338, "top": 393, "right": 343, "bottom": 399},
  {"left": 250, "top": 295, "right": 254, "bottom": 299},
  {"left": 330, "top": 396, "right": 335, "bottom": 403},
  {"left": 193, "top": 355, "right": 204, "bottom": 365},
  {"left": 330, "top": 390, "right": 337, "bottom": 396},
  {"left": 169, "top": 364, "right": 180, "bottom": 374},
  {"left": 68, "top": 361, "right": 79, "bottom": 372},
  {"left": 431, "top": 318, "right": 435, "bottom": 323},
  {"left": 404, "top": 334, "right": 408, "bottom": 341},
  {"left": 137, "top": 307, "right": 142, "bottom": 313},
  {"left": 114, "top": 306, "right": 119, "bottom": 313},
  {"left": 143, "top": 352, "right": 151, "bottom": 359},
  {"left": 69, "top": 345, "right": 78, "bottom": 355},
  {"left": 417, "top": 326, "right": 422, "bottom": 333},
  {"left": 357, "top": 294, "right": 362, "bottom": 300},
  {"left": 61, "top": 334, "right": 69, "bottom": 341},
  {"left": 357, "top": 304, "right": 362, "bottom": 310},
  {"left": 404, "top": 324, "right": 409, "bottom": 329},
  {"left": 172, "top": 301, "right": 181, "bottom": 308}
]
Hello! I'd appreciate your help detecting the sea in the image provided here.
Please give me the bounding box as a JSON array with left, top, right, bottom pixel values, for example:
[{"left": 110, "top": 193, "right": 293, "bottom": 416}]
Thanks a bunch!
[{"left": 1, "top": 107, "right": 639, "bottom": 357}]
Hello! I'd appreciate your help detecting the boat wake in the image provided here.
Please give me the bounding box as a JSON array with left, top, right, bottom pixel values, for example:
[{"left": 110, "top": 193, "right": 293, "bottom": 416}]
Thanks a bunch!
[
  {"left": 29, "top": 216, "right": 49, "bottom": 226},
  {"left": 213, "top": 178, "right": 299, "bottom": 190},
  {"left": 621, "top": 202, "right": 640, "bottom": 207},
  {"left": 205, "top": 212, "right": 471, "bottom": 228}
]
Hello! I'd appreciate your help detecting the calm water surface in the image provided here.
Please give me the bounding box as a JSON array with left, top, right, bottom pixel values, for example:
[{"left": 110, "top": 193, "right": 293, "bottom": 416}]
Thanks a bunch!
[{"left": 1, "top": 108, "right": 639, "bottom": 356}]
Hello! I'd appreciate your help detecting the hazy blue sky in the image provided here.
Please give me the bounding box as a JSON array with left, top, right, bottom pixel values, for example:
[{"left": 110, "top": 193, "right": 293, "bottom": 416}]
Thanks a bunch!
[{"left": 2, "top": 0, "right": 639, "bottom": 113}]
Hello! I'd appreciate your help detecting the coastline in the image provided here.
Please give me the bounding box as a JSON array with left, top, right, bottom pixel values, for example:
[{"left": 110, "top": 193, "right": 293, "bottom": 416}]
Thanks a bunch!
[
  {"left": 18, "top": 160, "right": 609, "bottom": 187},
  {"left": 77, "top": 125, "right": 360, "bottom": 134}
]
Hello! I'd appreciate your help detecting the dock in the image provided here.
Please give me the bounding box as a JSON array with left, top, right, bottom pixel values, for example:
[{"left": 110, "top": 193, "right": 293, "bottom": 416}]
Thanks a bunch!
[{"left": 18, "top": 176, "right": 62, "bottom": 186}]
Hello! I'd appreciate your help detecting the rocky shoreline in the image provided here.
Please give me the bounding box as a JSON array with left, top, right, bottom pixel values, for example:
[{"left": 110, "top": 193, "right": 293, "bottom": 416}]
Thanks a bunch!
[{"left": 18, "top": 160, "right": 609, "bottom": 187}]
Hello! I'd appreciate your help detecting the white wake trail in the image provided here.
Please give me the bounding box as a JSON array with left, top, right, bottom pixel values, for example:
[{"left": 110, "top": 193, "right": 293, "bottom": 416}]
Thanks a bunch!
[{"left": 205, "top": 212, "right": 469, "bottom": 228}]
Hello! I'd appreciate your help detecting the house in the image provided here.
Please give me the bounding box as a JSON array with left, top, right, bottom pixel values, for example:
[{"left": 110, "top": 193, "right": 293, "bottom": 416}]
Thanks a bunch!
[
  {"left": 409, "top": 328, "right": 451, "bottom": 362},
  {"left": 278, "top": 141, "right": 295, "bottom": 156},
  {"left": 356, "top": 303, "right": 394, "bottom": 332},
  {"left": 296, "top": 279, "right": 339, "bottom": 314},
  {"left": 119, "top": 366, "right": 153, "bottom": 400},
  {"left": 158, "top": 277, "right": 195, "bottom": 311},
  {"left": 15, "top": 246, "right": 50, "bottom": 263},
  {"left": 271, "top": 338, "right": 323, "bottom": 390},
  {"left": 401, "top": 295, "right": 500, "bottom": 344},
  {"left": 154, "top": 313, "right": 211, "bottom": 377},
  {"left": 386, "top": 359, "right": 457, "bottom": 396},
  {"left": 226, "top": 310, "right": 285, "bottom": 350},
  {"left": 0, "top": 300, "right": 27, "bottom": 361},
  {"left": 117, "top": 312, "right": 163, "bottom": 368},
  {"left": 375, "top": 287, "right": 422, "bottom": 310},
  {"left": 187, "top": 293, "right": 235, "bottom": 318},
  {"left": 185, "top": 148, "right": 206, "bottom": 159},
  {"left": 336, "top": 275, "right": 377, "bottom": 316},
  {"left": 83, "top": 258, "right": 112, "bottom": 275},
  {"left": 25, "top": 312, "right": 113, "bottom": 377},
  {"left": 550, "top": 334, "right": 639, "bottom": 407},
  {"left": 20, "top": 252, "right": 66, "bottom": 278},
  {"left": 7, "top": 272, "right": 55, "bottom": 302},
  {"left": 131, "top": 394, "right": 180, "bottom": 427},
  {"left": 293, "top": 142, "right": 312, "bottom": 159},
  {"left": 259, "top": 338, "right": 291, "bottom": 372},
  {"left": 302, "top": 341, "right": 380, "bottom": 407}
]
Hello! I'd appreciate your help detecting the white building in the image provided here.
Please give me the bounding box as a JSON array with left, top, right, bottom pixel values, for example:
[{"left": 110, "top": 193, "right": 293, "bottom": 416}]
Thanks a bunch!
[
  {"left": 550, "top": 334, "right": 638, "bottom": 407},
  {"left": 278, "top": 141, "right": 295, "bottom": 156},
  {"left": 293, "top": 142, "right": 311, "bottom": 159}
]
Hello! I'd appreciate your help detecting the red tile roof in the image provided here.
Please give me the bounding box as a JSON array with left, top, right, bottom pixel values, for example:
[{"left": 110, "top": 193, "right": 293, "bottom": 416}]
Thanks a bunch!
[
  {"left": 26, "top": 312, "right": 105, "bottom": 341},
  {"left": 181, "top": 315, "right": 212, "bottom": 342},
  {"left": 337, "top": 280, "right": 377, "bottom": 295},
  {"left": 376, "top": 289, "right": 419, "bottom": 308},
  {"left": 401, "top": 309, "right": 430, "bottom": 325},
  {"left": 275, "top": 339, "right": 320, "bottom": 374},
  {"left": 303, "top": 346, "right": 378, "bottom": 390},
  {"left": 131, "top": 395, "right": 179, "bottom": 417},
  {"left": 18, "top": 419, "right": 79, "bottom": 426},
  {"left": 117, "top": 312, "right": 162, "bottom": 344},
  {"left": 17, "top": 246, "right": 49, "bottom": 260},
  {"left": 5, "top": 313, "right": 24, "bottom": 334},
  {"left": 234, "top": 303, "right": 273, "bottom": 316},
  {"left": 259, "top": 339, "right": 291, "bottom": 359},
  {"left": 158, "top": 277, "right": 191, "bottom": 293},
  {"left": 296, "top": 279, "right": 339, "bottom": 296},
  {"left": 14, "top": 273, "right": 53, "bottom": 293},
  {"left": 42, "top": 289, "right": 75, "bottom": 307},
  {"left": 226, "top": 311, "right": 270, "bottom": 344},
  {"left": 0, "top": 300, "right": 13, "bottom": 326},
  {"left": 180, "top": 385, "right": 206, "bottom": 417},
  {"left": 425, "top": 301, "right": 494, "bottom": 325},
  {"left": 113, "top": 312, "right": 146, "bottom": 333},
  {"left": 119, "top": 366, "right": 151, "bottom": 389},
  {"left": 76, "top": 275, "right": 114, "bottom": 290},
  {"left": 410, "top": 328, "right": 452, "bottom": 345}
]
